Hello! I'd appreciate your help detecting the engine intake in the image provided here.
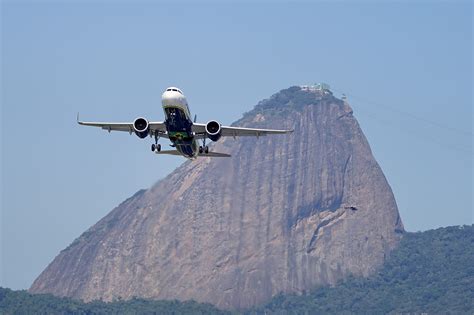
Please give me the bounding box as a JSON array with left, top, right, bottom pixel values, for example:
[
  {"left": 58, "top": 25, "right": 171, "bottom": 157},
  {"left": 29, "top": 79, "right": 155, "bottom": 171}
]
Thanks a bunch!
[
  {"left": 133, "top": 117, "right": 150, "bottom": 139},
  {"left": 205, "top": 120, "right": 222, "bottom": 142}
]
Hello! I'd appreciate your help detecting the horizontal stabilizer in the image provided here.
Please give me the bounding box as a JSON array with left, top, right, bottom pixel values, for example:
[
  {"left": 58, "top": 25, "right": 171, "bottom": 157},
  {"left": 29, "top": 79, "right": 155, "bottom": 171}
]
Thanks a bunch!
[
  {"left": 154, "top": 150, "right": 182, "bottom": 156},
  {"left": 198, "top": 151, "right": 231, "bottom": 157},
  {"left": 154, "top": 150, "right": 231, "bottom": 157}
]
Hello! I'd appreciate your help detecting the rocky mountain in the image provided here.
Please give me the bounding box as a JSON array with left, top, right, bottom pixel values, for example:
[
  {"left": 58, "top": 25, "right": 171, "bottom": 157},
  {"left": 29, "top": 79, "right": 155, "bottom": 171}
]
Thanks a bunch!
[{"left": 29, "top": 86, "right": 404, "bottom": 310}]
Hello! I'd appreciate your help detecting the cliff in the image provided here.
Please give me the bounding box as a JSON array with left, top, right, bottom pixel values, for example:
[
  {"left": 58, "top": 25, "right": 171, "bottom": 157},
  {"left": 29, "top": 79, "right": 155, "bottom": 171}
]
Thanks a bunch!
[{"left": 30, "top": 86, "right": 404, "bottom": 310}]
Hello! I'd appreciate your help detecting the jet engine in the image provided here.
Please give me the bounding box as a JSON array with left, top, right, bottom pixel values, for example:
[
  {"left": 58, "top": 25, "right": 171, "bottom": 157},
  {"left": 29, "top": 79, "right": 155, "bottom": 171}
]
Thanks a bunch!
[
  {"left": 133, "top": 117, "right": 150, "bottom": 139},
  {"left": 205, "top": 120, "right": 222, "bottom": 142}
]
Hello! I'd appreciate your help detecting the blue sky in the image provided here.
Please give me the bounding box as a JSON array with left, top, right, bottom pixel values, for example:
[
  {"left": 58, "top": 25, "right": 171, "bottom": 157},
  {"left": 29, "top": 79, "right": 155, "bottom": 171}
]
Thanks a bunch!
[{"left": 1, "top": 1, "right": 472, "bottom": 290}]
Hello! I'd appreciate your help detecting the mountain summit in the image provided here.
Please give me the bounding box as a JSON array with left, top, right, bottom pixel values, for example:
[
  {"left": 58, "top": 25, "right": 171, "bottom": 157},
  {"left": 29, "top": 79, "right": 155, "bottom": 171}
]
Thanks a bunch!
[{"left": 30, "top": 86, "right": 404, "bottom": 309}]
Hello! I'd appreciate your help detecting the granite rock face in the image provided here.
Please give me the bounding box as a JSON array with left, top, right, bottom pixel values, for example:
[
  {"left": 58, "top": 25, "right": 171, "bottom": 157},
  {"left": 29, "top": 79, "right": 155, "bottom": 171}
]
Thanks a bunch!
[{"left": 30, "top": 87, "right": 404, "bottom": 309}]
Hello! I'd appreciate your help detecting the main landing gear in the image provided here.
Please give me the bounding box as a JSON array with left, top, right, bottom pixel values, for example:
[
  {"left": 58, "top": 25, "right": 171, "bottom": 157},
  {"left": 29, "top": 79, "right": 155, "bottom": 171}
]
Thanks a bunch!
[
  {"left": 198, "top": 145, "right": 209, "bottom": 154},
  {"left": 152, "top": 132, "right": 161, "bottom": 152},
  {"left": 199, "top": 137, "right": 209, "bottom": 154}
]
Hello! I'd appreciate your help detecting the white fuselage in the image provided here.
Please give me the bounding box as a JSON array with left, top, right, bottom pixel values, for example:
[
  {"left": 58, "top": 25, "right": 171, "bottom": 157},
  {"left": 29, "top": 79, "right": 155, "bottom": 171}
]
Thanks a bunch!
[
  {"left": 160, "top": 87, "right": 198, "bottom": 158},
  {"left": 161, "top": 87, "right": 191, "bottom": 120}
]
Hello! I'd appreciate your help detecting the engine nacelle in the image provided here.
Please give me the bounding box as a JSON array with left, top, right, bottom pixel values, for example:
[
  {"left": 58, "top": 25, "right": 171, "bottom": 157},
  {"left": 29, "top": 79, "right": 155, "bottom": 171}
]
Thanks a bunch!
[
  {"left": 133, "top": 117, "right": 150, "bottom": 139},
  {"left": 205, "top": 120, "right": 222, "bottom": 142}
]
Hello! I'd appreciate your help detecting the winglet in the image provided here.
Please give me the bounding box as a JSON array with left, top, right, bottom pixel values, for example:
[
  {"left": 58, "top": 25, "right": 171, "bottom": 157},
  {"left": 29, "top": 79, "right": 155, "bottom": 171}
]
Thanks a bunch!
[{"left": 77, "top": 112, "right": 85, "bottom": 125}]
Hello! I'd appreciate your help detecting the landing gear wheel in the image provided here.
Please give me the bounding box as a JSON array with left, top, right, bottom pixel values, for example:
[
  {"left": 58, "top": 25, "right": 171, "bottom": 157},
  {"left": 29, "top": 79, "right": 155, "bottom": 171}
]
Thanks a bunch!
[
  {"left": 199, "top": 146, "right": 203, "bottom": 154},
  {"left": 204, "top": 146, "right": 209, "bottom": 154},
  {"left": 153, "top": 131, "right": 161, "bottom": 152}
]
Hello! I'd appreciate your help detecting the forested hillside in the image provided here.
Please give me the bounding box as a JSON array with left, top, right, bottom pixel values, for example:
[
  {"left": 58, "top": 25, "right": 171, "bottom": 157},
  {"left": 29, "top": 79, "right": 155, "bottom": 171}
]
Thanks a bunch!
[
  {"left": 249, "top": 225, "right": 474, "bottom": 314},
  {"left": 0, "top": 288, "right": 229, "bottom": 315}
]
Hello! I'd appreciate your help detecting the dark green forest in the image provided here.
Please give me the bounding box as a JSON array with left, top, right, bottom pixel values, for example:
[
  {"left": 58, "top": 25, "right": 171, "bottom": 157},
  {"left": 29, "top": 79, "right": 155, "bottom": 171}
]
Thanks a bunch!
[
  {"left": 249, "top": 225, "right": 474, "bottom": 314},
  {"left": 1, "top": 225, "right": 473, "bottom": 314},
  {"left": 0, "top": 290, "right": 229, "bottom": 315}
]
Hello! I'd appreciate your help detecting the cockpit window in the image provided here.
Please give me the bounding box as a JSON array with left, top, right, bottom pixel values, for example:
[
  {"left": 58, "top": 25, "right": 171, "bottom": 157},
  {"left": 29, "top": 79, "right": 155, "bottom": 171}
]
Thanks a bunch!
[{"left": 166, "top": 88, "right": 183, "bottom": 94}]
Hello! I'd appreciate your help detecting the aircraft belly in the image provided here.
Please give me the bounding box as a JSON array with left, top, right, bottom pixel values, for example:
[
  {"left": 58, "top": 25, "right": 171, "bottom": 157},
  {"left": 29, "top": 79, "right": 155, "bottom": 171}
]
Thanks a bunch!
[
  {"left": 176, "top": 142, "right": 197, "bottom": 158},
  {"left": 163, "top": 106, "right": 197, "bottom": 158}
]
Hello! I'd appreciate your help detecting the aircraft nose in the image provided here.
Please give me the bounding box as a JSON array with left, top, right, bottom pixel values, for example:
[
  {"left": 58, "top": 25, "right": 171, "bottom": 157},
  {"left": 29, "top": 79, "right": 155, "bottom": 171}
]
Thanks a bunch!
[
  {"left": 162, "top": 90, "right": 185, "bottom": 106},
  {"left": 162, "top": 91, "right": 179, "bottom": 101}
]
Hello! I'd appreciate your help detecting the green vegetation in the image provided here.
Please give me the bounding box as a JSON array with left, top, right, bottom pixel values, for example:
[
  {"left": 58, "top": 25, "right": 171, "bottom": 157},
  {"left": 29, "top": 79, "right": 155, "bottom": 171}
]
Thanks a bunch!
[
  {"left": 0, "top": 289, "right": 230, "bottom": 315},
  {"left": 238, "top": 86, "right": 333, "bottom": 123},
  {"left": 247, "top": 225, "right": 474, "bottom": 314},
  {"left": 1, "top": 225, "right": 472, "bottom": 314}
]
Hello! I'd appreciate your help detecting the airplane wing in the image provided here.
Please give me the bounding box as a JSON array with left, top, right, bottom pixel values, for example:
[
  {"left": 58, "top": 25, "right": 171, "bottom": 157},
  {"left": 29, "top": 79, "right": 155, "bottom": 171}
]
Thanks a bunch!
[
  {"left": 77, "top": 115, "right": 168, "bottom": 137},
  {"left": 192, "top": 123, "right": 293, "bottom": 138}
]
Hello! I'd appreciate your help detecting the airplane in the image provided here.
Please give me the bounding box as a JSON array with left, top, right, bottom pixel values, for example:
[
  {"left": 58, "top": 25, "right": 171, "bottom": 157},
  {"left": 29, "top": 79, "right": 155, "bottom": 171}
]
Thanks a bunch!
[{"left": 78, "top": 87, "right": 293, "bottom": 159}]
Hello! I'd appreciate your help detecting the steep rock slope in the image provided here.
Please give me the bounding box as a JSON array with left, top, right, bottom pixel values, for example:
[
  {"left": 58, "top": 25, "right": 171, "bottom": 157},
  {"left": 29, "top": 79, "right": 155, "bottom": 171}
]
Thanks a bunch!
[{"left": 30, "top": 86, "right": 404, "bottom": 309}]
